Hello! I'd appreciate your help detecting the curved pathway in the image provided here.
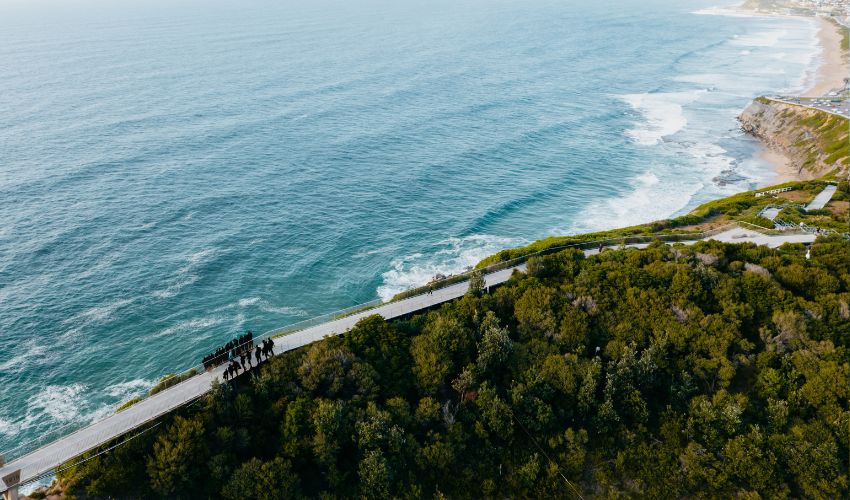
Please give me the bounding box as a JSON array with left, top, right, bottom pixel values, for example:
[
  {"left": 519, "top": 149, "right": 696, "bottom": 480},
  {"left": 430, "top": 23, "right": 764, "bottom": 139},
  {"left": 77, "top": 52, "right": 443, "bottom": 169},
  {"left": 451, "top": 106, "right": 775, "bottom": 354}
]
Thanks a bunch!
[{"left": 0, "top": 228, "right": 816, "bottom": 498}]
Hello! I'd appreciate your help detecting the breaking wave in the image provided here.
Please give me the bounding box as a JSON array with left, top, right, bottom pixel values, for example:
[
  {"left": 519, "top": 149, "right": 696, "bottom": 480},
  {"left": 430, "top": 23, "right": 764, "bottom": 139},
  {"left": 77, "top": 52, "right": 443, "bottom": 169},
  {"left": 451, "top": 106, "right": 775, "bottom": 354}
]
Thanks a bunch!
[{"left": 377, "top": 234, "right": 526, "bottom": 301}]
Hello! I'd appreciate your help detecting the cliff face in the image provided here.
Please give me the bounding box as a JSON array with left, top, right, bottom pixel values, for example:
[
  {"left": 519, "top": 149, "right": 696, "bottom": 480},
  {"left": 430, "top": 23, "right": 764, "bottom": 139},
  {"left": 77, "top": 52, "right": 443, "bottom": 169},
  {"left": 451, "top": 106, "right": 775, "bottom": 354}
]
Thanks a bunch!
[{"left": 739, "top": 97, "right": 849, "bottom": 179}]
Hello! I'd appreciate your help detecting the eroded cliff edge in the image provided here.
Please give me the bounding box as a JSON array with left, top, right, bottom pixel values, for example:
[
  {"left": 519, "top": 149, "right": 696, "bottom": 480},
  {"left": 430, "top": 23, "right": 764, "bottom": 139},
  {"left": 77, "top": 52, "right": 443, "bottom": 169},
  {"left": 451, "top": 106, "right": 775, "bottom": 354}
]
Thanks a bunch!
[{"left": 739, "top": 97, "right": 849, "bottom": 179}]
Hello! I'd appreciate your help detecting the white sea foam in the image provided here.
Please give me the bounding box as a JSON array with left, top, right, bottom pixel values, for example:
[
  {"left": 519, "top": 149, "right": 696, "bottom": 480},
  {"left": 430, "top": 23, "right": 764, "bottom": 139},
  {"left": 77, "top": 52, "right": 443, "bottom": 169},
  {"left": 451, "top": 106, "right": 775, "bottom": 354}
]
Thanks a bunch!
[
  {"left": 0, "top": 339, "right": 48, "bottom": 372},
  {"left": 9, "top": 380, "right": 152, "bottom": 445},
  {"left": 25, "top": 384, "right": 88, "bottom": 423},
  {"left": 260, "top": 304, "right": 309, "bottom": 316},
  {"left": 788, "top": 18, "right": 820, "bottom": 93},
  {"left": 238, "top": 297, "right": 261, "bottom": 307},
  {"left": 153, "top": 315, "right": 234, "bottom": 338},
  {"left": 568, "top": 169, "right": 703, "bottom": 234},
  {"left": 104, "top": 378, "right": 155, "bottom": 398},
  {"left": 151, "top": 274, "right": 200, "bottom": 299},
  {"left": 186, "top": 248, "right": 218, "bottom": 265},
  {"left": 233, "top": 296, "right": 308, "bottom": 316},
  {"left": 620, "top": 90, "right": 706, "bottom": 146},
  {"left": 65, "top": 297, "right": 135, "bottom": 326},
  {"left": 731, "top": 30, "right": 787, "bottom": 47},
  {"left": 376, "top": 234, "right": 526, "bottom": 301},
  {"left": 0, "top": 417, "right": 18, "bottom": 437},
  {"left": 692, "top": 7, "right": 762, "bottom": 18},
  {"left": 151, "top": 248, "right": 219, "bottom": 299},
  {"left": 353, "top": 245, "right": 398, "bottom": 259}
]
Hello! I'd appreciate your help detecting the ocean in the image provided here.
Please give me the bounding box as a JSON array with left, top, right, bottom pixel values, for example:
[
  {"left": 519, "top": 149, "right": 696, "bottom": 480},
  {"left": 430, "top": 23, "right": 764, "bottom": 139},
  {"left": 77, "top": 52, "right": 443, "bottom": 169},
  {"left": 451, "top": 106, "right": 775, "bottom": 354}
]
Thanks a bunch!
[{"left": 0, "top": 0, "right": 821, "bottom": 454}]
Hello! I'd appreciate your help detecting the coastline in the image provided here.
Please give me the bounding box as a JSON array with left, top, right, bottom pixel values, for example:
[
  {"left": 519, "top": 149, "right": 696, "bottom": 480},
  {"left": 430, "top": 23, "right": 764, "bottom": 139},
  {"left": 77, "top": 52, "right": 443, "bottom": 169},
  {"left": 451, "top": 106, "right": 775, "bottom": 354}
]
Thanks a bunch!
[
  {"left": 748, "top": 12, "right": 848, "bottom": 184},
  {"left": 758, "top": 148, "right": 805, "bottom": 183},
  {"left": 805, "top": 17, "right": 849, "bottom": 96}
]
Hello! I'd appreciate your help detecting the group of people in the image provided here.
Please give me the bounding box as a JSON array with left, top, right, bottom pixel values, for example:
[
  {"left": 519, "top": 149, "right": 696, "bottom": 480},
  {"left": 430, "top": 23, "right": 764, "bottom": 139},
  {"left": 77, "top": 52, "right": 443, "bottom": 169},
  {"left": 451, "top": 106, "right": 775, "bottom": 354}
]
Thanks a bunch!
[
  {"left": 222, "top": 338, "right": 276, "bottom": 381},
  {"left": 202, "top": 331, "right": 255, "bottom": 370}
]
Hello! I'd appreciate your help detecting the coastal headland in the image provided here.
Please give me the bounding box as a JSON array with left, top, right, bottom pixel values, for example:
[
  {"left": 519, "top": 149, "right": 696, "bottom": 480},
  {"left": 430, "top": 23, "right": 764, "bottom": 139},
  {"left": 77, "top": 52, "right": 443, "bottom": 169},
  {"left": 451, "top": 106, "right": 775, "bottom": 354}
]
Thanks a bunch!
[
  {"left": 740, "top": 97, "right": 849, "bottom": 180},
  {"left": 737, "top": 0, "right": 849, "bottom": 183},
  {"left": 8, "top": 2, "right": 850, "bottom": 498}
]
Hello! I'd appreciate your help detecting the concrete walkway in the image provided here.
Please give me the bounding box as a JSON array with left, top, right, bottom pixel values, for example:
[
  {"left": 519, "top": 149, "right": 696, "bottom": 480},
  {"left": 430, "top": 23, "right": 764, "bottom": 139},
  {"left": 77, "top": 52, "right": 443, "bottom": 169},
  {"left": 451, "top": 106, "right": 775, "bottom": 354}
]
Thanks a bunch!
[
  {"left": 805, "top": 184, "right": 837, "bottom": 211},
  {"left": 709, "top": 227, "right": 816, "bottom": 247},
  {"left": 0, "top": 229, "right": 817, "bottom": 495},
  {"left": 760, "top": 207, "right": 781, "bottom": 221}
]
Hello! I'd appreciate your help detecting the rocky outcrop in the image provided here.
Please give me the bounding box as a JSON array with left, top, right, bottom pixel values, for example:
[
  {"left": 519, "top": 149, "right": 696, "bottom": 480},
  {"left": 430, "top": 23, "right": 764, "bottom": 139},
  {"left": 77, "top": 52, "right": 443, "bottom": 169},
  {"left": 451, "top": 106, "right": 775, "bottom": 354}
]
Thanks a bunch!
[{"left": 739, "top": 97, "right": 849, "bottom": 179}]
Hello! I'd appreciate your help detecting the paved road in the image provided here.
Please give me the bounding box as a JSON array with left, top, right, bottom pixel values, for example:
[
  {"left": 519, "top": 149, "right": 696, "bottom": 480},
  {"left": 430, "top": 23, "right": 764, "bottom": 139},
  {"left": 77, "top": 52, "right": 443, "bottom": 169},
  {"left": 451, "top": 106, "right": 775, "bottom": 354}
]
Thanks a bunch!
[
  {"left": 768, "top": 96, "right": 849, "bottom": 119},
  {"left": 0, "top": 228, "right": 817, "bottom": 495},
  {"left": 805, "top": 184, "right": 838, "bottom": 211}
]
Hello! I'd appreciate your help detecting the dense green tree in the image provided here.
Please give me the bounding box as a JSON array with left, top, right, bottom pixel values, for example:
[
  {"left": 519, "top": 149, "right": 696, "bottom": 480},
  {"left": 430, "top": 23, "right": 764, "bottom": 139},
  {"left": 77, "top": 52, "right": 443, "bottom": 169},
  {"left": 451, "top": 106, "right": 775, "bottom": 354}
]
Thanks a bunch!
[
  {"left": 476, "top": 311, "right": 512, "bottom": 375},
  {"left": 515, "top": 285, "right": 558, "bottom": 339},
  {"left": 467, "top": 269, "right": 486, "bottom": 297},
  {"left": 221, "top": 457, "right": 299, "bottom": 500},
  {"left": 59, "top": 238, "right": 850, "bottom": 498},
  {"left": 146, "top": 416, "right": 207, "bottom": 497}
]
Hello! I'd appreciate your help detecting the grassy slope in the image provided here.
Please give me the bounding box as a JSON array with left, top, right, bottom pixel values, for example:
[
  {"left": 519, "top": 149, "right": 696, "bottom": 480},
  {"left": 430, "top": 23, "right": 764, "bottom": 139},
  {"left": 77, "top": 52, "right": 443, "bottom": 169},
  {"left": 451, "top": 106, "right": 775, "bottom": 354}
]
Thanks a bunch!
[
  {"left": 475, "top": 180, "right": 849, "bottom": 269},
  {"left": 788, "top": 107, "right": 849, "bottom": 172},
  {"left": 751, "top": 96, "right": 850, "bottom": 176}
]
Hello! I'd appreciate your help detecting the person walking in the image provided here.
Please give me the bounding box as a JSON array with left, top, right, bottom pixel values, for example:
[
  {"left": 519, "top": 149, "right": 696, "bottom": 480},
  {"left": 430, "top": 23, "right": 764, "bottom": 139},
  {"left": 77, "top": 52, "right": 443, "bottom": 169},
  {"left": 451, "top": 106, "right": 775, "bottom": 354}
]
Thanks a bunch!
[
  {"left": 255, "top": 345, "right": 262, "bottom": 365},
  {"left": 267, "top": 337, "right": 275, "bottom": 356}
]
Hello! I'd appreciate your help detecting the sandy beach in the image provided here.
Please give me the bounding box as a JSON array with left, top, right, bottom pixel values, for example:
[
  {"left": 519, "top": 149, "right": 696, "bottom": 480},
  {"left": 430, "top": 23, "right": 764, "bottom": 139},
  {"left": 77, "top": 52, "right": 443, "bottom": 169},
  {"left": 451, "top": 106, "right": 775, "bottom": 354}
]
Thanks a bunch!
[
  {"left": 753, "top": 14, "right": 848, "bottom": 185},
  {"left": 759, "top": 147, "right": 817, "bottom": 183},
  {"left": 805, "top": 17, "right": 849, "bottom": 96}
]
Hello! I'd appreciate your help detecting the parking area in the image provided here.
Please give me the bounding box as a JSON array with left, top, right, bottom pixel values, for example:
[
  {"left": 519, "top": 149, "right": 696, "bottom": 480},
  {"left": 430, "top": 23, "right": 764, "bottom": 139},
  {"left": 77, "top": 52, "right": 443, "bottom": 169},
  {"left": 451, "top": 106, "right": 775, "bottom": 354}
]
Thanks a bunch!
[{"left": 772, "top": 95, "right": 850, "bottom": 118}]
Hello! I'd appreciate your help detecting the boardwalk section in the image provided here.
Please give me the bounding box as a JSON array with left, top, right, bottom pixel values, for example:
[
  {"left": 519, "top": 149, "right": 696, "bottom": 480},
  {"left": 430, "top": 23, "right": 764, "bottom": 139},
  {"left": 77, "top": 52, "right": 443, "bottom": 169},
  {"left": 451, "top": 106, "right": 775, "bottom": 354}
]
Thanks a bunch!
[
  {"left": 805, "top": 184, "right": 838, "bottom": 211},
  {"left": 0, "top": 265, "right": 522, "bottom": 496},
  {"left": 0, "top": 229, "right": 818, "bottom": 496}
]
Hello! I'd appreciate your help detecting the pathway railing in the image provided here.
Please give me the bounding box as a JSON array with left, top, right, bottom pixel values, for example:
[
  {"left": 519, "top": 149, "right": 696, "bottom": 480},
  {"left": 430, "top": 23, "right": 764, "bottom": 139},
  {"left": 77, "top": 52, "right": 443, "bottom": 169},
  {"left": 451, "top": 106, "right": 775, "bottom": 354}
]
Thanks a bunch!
[
  {"left": 0, "top": 220, "right": 794, "bottom": 465},
  {"left": 390, "top": 223, "right": 761, "bottom": 300}
]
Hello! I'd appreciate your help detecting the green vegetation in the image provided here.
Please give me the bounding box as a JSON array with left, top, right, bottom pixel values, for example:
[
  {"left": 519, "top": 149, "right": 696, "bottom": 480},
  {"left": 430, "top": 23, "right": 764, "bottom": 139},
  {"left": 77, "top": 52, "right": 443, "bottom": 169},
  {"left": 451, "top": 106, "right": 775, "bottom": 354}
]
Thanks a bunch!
[
  {"left": 115, "top": 397, "right": 142, "bottom": 413},
  {"left": 390, "top": 181, "right": 848, "bottom": 304},
  {"left": 778, "top": 105, "right": 849, "bottom": 173},
  {"left": 828, "top": 17, "right": 849, "bottom": 52},
  {"left": 58, "top": 236, "right": 850, "bottom": 498},
  {"left": 115, "top": 370, "right": 202, "bottom": 414},
  {"left": 474, "top": 180, "right": 848, "bottom": 269},
  {"left": 392, "top": 273, "right": 470, "bottom": 301},
  {"left": 148, "top": 369, "right": 198, "bottom": 396}
]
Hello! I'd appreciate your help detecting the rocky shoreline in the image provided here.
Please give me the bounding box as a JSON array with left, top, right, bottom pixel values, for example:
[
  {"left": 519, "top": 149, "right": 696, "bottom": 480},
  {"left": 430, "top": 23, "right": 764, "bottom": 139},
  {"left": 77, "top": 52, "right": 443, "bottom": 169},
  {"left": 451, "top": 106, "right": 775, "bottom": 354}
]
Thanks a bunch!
[{"left": 739, "top": 97, "right": 849, "bottom": 180}]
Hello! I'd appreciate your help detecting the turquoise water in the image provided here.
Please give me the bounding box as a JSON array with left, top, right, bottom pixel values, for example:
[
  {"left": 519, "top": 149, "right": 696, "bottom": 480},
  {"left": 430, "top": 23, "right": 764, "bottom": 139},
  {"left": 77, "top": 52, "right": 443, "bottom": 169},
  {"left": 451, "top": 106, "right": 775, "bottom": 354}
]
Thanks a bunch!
[{"left": 0, "top": 0, "right": 820, "bottom": 452}]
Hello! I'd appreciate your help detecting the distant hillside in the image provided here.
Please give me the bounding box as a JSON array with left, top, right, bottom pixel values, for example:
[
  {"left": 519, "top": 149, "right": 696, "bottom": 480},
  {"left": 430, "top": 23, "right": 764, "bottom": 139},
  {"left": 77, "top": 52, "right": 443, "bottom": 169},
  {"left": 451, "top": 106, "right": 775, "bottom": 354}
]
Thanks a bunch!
[{"left": 56, "top": 235, "right": 850, "bottom": 498}]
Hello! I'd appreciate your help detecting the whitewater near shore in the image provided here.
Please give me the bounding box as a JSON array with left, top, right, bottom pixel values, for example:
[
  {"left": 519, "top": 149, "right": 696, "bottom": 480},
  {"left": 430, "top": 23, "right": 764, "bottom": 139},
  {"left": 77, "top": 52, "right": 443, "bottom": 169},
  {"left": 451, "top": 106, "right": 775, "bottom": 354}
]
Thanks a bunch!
[
  {"left": 805, "top": 17, "right": 849, "bottom": 96},
  {"left": 716, "top": 1, "right": 850, "bottom": 183}
]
